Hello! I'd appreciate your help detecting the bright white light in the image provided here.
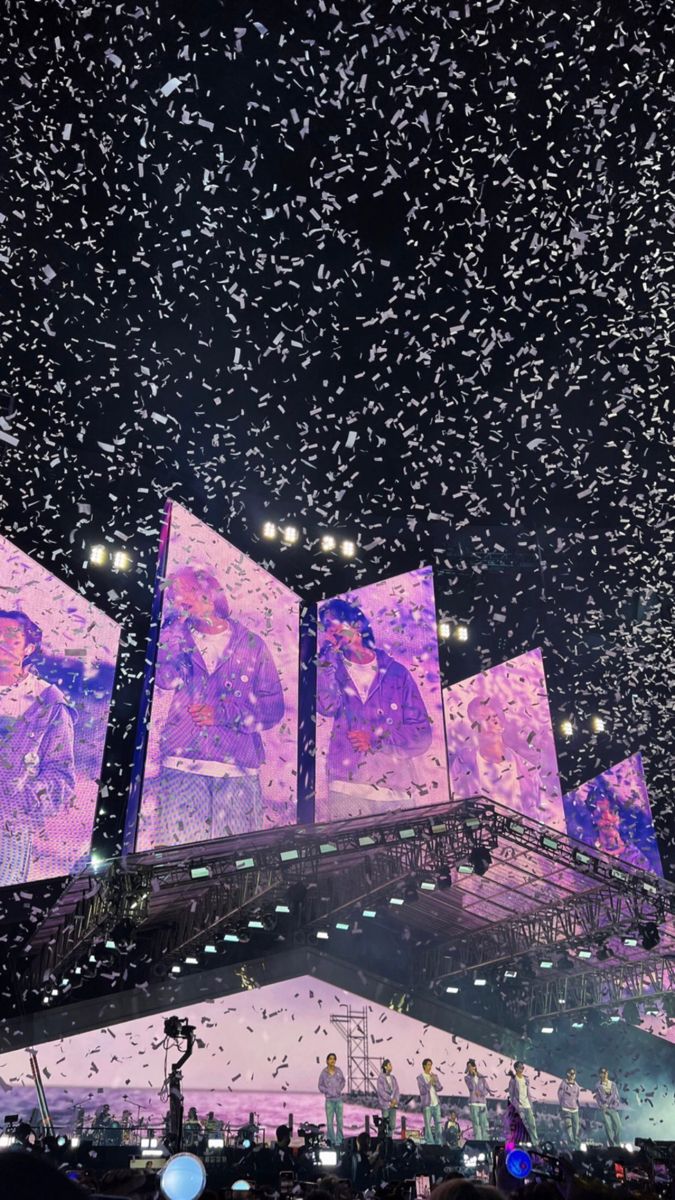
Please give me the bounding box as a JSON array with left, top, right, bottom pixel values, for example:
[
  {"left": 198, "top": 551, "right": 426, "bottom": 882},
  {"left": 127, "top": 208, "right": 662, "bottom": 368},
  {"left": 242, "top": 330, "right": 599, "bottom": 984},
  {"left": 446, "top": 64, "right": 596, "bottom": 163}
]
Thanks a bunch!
[
  {"left": 362, "top": 909, "right": 376, "bottom": 918},
  {"left": 262, "top": 521, "right": 277, "bottom": 539},
  {"left": 474, "top": 978, "right": 487, "bottom": 987},
  {"left": 160, "top": 1152, "right": 207, "bottom": 1200},
  {"left": 541, "top": 1026, "right": 554, "bottom": 1034},
  {"left": 0, "top": 1135, "right": 16, "bottom": 1148},
  {"left": 321, "top": 534, "right": 337, "bottom": 552},
  {"left": 580, "top": 1143, "right": 587, "bottom": 1152},
  {"left": 112, "top": 550, "right": 132, "bottom": 571},
  {"left": 560, "top": 719, "right": 574, "bottom": 738},
  {"left": 207, "top": 1137, "right": 225, "bottom": 1149},
  {"left": 71, "top": 1136, "right": 81, "bottom": 1148},
  {"left": 316, "top": 931, "right": 329, "bottom": 940},
  {"left": 455, "top": 624, "right": 469, "bottom": 642},
  {"left": 90, "top": 545, "right": 108, "bottom": 566},
  {"left": 171, "top": 964, "right": 181, "bottom": 974},
  {"left": 590, "top": 715, "right": 606, "bottom": 733},
  {"left": 438, "top": 621, "right": 451, "bottom": 639},
  {"left": 281, "top": 525, "right": 299, "bottom": 544},
  {"left": 185, "top": 956, "right": 198, "bottom": 965},
  {"left": 340, "top": 539, "right": 356, "bottom": 558},
  {"left": 204, "top": 944, "right": 217, "bottom": 954},
  {"left": 446, "top": 985, "right": 459, "bottom": 994}
]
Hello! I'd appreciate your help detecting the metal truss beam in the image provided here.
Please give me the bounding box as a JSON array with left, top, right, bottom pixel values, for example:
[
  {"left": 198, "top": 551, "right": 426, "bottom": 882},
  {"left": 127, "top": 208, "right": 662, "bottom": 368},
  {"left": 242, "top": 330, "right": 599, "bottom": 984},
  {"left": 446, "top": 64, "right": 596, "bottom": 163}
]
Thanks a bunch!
[{"left": 523, "top": 955, "right": 675, "bottom": 1019}]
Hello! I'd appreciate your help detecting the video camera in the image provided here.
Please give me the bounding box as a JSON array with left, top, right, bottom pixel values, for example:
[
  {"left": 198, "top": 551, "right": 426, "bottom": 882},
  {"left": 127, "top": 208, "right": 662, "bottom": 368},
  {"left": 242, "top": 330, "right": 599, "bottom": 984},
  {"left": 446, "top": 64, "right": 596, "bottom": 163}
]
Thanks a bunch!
[{"left": 164, "top": 1016, "right": 195, "bottom": 1041}]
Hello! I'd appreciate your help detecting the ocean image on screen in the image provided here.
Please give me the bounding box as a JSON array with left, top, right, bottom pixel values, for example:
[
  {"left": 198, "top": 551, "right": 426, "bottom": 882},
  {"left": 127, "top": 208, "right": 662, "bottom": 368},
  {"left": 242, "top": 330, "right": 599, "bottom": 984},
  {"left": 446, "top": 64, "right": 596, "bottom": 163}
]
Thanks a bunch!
[
  {"left": 444, "top": 648, "right": 564, "bottom": 829},
  {"left": 0, "top": 533, "right": 119, "bottom": 885},
  {"left": 135, "top": 503, "right": 300, "bottom": 850},
  {"left": 315, "top": 567, "right": 449, "bottom": 822},
  {"left": 562, "top": 753, "right": 662, "bottom": 876}
]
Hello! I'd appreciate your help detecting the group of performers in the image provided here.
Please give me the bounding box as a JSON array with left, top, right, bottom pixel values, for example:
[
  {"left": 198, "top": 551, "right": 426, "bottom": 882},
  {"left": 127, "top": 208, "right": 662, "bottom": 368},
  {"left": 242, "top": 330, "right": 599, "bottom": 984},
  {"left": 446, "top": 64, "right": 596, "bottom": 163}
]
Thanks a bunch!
[{"left": 319, "top": 1053, "right": 626, "bottom": 1150}]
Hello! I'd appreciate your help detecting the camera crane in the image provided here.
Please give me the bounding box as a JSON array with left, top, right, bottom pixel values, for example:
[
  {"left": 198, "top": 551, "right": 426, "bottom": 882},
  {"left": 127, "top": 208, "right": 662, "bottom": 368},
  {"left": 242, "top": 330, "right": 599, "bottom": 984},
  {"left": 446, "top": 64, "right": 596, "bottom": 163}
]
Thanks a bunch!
[{"left": 162, "top": 1016, "right": 196, "bottom": 1155}]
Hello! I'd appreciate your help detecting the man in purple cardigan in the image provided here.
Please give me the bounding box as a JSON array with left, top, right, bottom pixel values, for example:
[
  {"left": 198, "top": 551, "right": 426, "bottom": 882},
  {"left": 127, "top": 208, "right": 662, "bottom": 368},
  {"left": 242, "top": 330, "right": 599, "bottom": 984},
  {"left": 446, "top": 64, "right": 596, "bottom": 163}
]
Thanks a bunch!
[
  {"left": 318, "top": 1052, "right": 346, "bottom": 1147},
  {"left": 507, "top": 1062, "right": 538, "bottom": 1144},
  {"left": 595, "top": 1067, "right": 622, "bottom": 1145},
  {"left": 465, "top": 1059, "right": 493, "bottom": 1140},
  {"left": 376, "top": 1059, "right": 400, "bottom": 1136},
  {"left": 417, "top": 1057, "right": 442, "bottom": 1145},
  {"left": 557, "top": 1067, "right": 581, "bottom": 1148}
]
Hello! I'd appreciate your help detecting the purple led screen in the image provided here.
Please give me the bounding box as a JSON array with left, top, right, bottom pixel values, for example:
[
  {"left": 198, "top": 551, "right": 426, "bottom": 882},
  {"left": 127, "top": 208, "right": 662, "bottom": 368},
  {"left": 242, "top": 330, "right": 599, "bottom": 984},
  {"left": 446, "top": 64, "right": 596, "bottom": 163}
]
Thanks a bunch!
[
  {"left": 135, "top": 503, "right": 300, "bottom": 850},
  {"left": 563, "top": 753, "right": 663, "bottom": 876},
  {"left": 315, "top": 567, "right": 449, "bottom": 822},
  {"left": 0, "top": 533, "right": 119, "bottom": 885},
  {"left": 444, "top": 648, "right": 564, "bottom": 830}
]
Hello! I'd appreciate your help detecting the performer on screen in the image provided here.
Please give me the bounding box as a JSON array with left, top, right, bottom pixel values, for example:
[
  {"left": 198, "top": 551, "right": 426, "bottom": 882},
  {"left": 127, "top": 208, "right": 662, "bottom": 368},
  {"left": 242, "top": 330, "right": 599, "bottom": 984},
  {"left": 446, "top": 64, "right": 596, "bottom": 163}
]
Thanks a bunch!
[
  {"left": 0, "top": 609, "right": 76, "bottom": 885},
  {"left": 507, "top": 1061, "right": 538, "bottom": 1145},
  {"left": 316, "top": 597, "right": 432, "bottom": 819},
  {"left": 558, "top": 1067, "right": 581, "bottom": 1149},
  {"left": 595, "top": 1067, "right": 622, "bottom": 1145},
  {"left": 465, "top": 1058, "right": 493, "bottom": 1140},
  {"left": 376, "top": 1058, "right": 400, "bottom": 1136},
  {"left": 417, "top": 1057, "right": 442, "bottom": 1145},
  {"left": 318, "top": 1052, "right": 345, "bottom": 1147},
  {"left": 154, "top": 566, "right": 284, "bottom": 842}
]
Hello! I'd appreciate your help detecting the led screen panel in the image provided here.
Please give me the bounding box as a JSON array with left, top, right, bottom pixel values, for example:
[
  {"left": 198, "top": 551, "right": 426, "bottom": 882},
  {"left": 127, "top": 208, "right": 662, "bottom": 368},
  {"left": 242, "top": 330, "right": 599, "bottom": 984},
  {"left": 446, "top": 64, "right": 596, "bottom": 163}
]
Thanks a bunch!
[
  {"left": 315, "top": 567, "right": 449, "bottom": 822},
  {"left": 135, "top": 503, "right": 300, "bottom": 849},
  {"left": 444, "top": 648, "right": 565, "bottom": 830},
  {"left": 0, "top": 533, "right": 119, "bottom": 885},
  {"left": 563, "top": 753, "right": 663, "bottom": 876}
]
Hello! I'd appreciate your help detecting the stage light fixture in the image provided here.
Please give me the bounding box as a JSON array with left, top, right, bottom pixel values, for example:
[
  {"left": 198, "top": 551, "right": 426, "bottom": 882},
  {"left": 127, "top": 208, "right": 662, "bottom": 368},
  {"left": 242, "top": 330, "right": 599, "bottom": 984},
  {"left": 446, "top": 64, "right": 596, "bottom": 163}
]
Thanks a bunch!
[
  {"left": 508, "top": 819, "right": 525, "bottom": 835},
  {"left": 590, "top": 715, "right": 606, "bottom": 733},
  {"left": 438, "top": 621, "right": 451, "bottom": 640},
  {"left": 458, "top": 863, "right": 474, "bottom": 875},
  {"left": 420, "top": 880, "right": 436, "bottom": 891},
  {"left": 262, "top": 521, "right": 277, "bottom": 539},
  {"left": 204, "top": 944, "right": 217, "bottom": 954},
  {"left": 622, "top": 935, "right": 639, "bottom": 948},
  {"left": 280, "top": 848, "right": 300, "bottom": 863},
  {"left": 316, "top": 930, "right": 329, "bottom": 940},
  {"left": 455, "top": 624, "right": 469, "bottom": 642},
  {"left": 362, "top": 908, "right": 376, "bottom": 918},
  {"left": 185, "top": 956, "right": 198, "bottom": 965},
  {"left": 469, "top": 846, "right": 492, "bottom": 876},
  {"left": 319, "top": 842, "right": 338, "bottom": 855},
  {"left": 189, "top": 865, "right": 210, "bottom": 880},
  {"left": 358, "top": 834, "right": 377, "bottom": 847},
  {"left": 112, "top": 550, "right": 132, "bottom": 571},
  {"left": 389, "top": 896, "right": 404, "bottom": 906},
  {"left": 248, "top": 919, "right": 264, "bottom": 929},
  {"left": 540, "top": 835, "right": 559, "bottom": 852},
  {"left": 573, "top": 849, "right": 594, "bottom": 867},
  {"left": 539, "top": 958, "right": 554, "bottom": 969},
  {"left": 235, "top": 857, "right": 255, "bottom": 870},
  {"left": 397, "top": 827, "right": 416, "bottom": 840},
  {"left": 577, "top": 948, "right": 593, "bottom": 959},
  {"left": 281, "top": 525, "right": 299, "bottom": 544},
  {"left": 640, "top": 922, "right": 660, "bottom": 951},
  {"left": 446, "top": 985, "right": 460, "bottom": 994},
  {"left": 340, "top": 539, "right": 356, "bottom": 558},
  {"left": 90, "top": 545, "right": 108, "bottom": 566},
  {"left": 608, "top": 1013, "right": 621, "bottom": 1023},
  {"left": 320, "top": 534, "right": 336, "bottom": 552},
  {"left": 559, "top": 719, "right": 574, "bottom": 738},
  {"left": 104, "top": 939, "right": 116, "bottom": 950},
  {"left": 430, "top": 820, "right": 448, "bottom": 835},
  {"left": 541, "top": 1025, "right": 554, "bottom": 1034},
  {"left": 223, "top": 932, "right": 240, "bottom": 943},
  {"left": 571, "top": 1019, "right": 585, "bottom": 1029},
  {"left": 275, "top": 903, "right": 291, "bottom": 914},
  {"left": 504, "top": 969, "right": 518, "bottom": 979},
  {"left": 171, "top": 965, "right": 181, "bottom": 974},
  {"left": 335, "top": 922, "right": 350, "bottom": 931},
  {"left": 473, "top": 977, "right": 487, "bottom": 987}
]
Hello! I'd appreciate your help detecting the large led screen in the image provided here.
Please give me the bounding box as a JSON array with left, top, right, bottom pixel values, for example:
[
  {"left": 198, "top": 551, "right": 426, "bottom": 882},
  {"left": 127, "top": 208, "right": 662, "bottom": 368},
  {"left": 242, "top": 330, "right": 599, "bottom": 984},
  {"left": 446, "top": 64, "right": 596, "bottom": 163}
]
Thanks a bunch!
[
  {"left": 0, "top": 533, "right": 119, "bottom": 885},
  {"left": 0, "top": 976, "right": 579, "bottom": 1139},
  {"left": 135, "top": 503, "right": 300, "bottom": 850},
  {"left": 444, "top": 649, "right": 565, "bottom": 830},
  {"left": 315, "top": 567, "right": 449, "bottom": 822},
  {"left": 563, "top": 753, "right": 663, "bottom": 876}
]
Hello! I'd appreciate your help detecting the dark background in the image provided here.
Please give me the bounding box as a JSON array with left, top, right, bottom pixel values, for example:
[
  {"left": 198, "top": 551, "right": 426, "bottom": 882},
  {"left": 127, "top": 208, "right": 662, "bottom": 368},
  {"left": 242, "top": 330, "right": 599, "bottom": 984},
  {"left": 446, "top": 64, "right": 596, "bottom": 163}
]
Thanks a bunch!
[{"left": 0, "top": 0, "right": 672, "bottom": 876}]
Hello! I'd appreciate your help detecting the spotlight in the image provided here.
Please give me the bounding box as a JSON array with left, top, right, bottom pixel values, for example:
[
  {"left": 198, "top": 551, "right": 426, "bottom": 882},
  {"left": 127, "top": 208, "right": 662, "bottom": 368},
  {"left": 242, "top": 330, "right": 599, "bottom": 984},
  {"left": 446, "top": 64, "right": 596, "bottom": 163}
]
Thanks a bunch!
[
  {"left": 204, "top": 944, "right": 217, "bottom": 954},
  {"left": 608, "top": 1013, "right": 621, "bottom": 1023},
  {"left": 389, "top": 897, "right": 404, "bottom": 906},
  {"left": 184, "top": 956, "right": 198, "bottom": 965},
  {"left": 281, "top": 525, "right": 299, "bottom": 544},
  {"left": 89, "top": 545, "right": 108, "bottom": 565},
  {"left": 320, "top": 534, "right": 336, "bottom": 552},
  {"left": 590, "top": 715, "right": 606, "bottom": 733},
  {"left": 340, "top": 539, "right": 356, "bottom": 558},
  {"left": 639, "top": 922, "right": 660, "bottom": 951},
  {"left": 189, "top": 865, "right": 210, "bottom": 880},
  {"left": 316, "top": 930, "right": 329, "bottom": 940},
  {"left": 262, "top": 521, "right": 277, "bottom": 539},
  {"left": 571, "top": 1019, "right": 585, "bottom": 1029},
  {"left": 504, "top": 969, "right": 518, "bottom": 979},
  {"left": 362, "top": 908, "right": 376, "bottom": 918},
  {"left": 622, "top": 935, "right": 639, "bottom": 948},
  {"left": 541, "top": 1025, "right": 554, "bottom": 1034},
  {"left": 469, "top": 846, "right": 492, "bottom": 876},
  {"left": 559, "top": 719, "right": 574, "bottom": 738},
  {"left": 577, "top": 948, "right": 593, "bottom": 960},
  {"left": 446, "top": 985, "right": 460, "bottom": 994},
  {"left": 473, "top": 977, "right": 487, "bottom": 987},
  {"left": 159, "top": 1152, "right": 207, "bottom": 1200},
  {"left": 112, "top": 550, "right": 132, "bottom": 571},
  {"left": 455, "top": 624, "right": 469, "bottom": 642},
  {"left": 438, "top": 621, "right": 451, "bottom": 640},
  {"left": 539, "top": 959, "right": 554, "bottom": 970}
]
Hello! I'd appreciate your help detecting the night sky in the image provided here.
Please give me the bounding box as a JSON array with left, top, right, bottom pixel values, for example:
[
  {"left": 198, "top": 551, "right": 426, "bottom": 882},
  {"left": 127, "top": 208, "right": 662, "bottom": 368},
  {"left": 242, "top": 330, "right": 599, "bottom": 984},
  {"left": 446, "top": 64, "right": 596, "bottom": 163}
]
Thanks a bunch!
[{"left": 1, "top": 0, "right": 673, "bottom": 875}]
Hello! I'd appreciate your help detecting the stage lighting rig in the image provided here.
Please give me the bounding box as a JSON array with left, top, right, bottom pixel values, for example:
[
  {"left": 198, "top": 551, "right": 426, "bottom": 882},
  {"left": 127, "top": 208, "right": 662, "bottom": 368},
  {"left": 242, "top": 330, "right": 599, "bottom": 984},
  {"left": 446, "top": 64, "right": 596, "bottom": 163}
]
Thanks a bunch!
[{"left": 469, "top": 845, "right": 492, "bottom": 876}]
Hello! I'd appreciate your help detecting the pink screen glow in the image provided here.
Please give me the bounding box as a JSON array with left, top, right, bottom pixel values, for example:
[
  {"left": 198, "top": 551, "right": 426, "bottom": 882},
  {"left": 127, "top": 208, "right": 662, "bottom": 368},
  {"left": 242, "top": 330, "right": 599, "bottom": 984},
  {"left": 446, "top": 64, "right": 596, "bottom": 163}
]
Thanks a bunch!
[
  {"left": 563, "top": 753, "right": 663, "bottom": 876},
  {"left": 136, "top": 503, "right": 300, "bottom": 849},
  {"left": 444, "top": 648, "right": 564, "bottom": 830},
  {"left": 0, "top": 533, "right": 119, "bottom": 884},
  {"left": 315, "top": 567, "right": 450, "bottom": 823}
]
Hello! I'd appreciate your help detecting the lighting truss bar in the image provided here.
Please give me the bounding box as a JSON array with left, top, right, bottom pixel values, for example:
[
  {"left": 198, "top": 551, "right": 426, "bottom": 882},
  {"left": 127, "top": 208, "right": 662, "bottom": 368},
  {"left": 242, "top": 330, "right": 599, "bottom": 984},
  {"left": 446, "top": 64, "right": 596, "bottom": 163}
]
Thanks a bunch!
[{"left": 524, "top": 955, "right": 675, "bottom": 1020}]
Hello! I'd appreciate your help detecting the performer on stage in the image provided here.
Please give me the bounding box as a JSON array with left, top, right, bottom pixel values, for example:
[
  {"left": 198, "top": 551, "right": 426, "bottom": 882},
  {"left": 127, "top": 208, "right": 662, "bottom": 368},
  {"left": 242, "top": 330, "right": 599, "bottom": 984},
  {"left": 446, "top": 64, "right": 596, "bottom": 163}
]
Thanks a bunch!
[
  {"left": 376, "top": 1058, "right": 400, "bottom": 1136},
  {"left": 507, "top": 1062, "right": 538, "bottom": 1144},
  {"left": 595, "top": 1067, "right": 622, "bottom": 1145},
  {"left": 183, "top": 1106, "right": 203, "bottom": 1148},
  {"left": 417, "top": 1057, "right": 442, "bottom": 1145},
  {"left": 316, "top": 597, "right": 432, "bottom": 819},
  {"left": 318, "top": 1052, "right": 346, "bottom": 1147},
  {"left": 558, "top": 1067, "right": 581, "bottom": 1149},
  {"left": 442, "top": 1109, "right": 465, "bottom": 1149},
  {"left": 465, "top": 1059, "right": 493, "bottom": 1140}
]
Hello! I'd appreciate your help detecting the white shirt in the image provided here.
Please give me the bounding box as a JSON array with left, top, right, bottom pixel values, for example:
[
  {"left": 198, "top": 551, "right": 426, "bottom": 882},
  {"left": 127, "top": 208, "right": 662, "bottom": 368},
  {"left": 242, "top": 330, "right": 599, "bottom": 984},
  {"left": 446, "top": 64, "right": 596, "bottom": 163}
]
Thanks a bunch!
[
  {"left": 191, "top": 625, "right": 232, "bottom": 675},
  {"left": 345, "top": 657, "right": 379, "bottom": 703},
  {"left": 0, "top": 672, "right": 50, "bottom": 720},
  {"left": 517, "top": 1076, "right": 529, "bottom": 1106},
  {"left": 423, "top": 1072, "right": 439, "bottom": 1107}
]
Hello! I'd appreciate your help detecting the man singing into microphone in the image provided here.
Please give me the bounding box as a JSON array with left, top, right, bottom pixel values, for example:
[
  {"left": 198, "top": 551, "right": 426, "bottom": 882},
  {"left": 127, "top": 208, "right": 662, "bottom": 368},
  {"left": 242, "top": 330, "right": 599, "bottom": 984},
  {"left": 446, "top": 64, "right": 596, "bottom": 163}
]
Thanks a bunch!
[
  {"left": 417, "top": 1057, "right": 442, "bottom": 1145},
  {"left": 376, "top": 1059, "right": 400, "bottom": 1136},
  {"left": 465, "top": 1059, "right": 493, "bottom": 1140},
  {"left": 317, "top": 597, "right": 432, "bottom": 819}
]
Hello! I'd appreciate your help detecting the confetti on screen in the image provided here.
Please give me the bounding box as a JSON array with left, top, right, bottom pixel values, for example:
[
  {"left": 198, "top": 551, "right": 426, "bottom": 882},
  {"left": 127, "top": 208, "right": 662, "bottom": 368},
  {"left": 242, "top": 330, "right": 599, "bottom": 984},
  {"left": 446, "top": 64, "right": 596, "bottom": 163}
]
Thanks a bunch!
[{"left": 563, "top": 753, "right": 663, "bottom": 876}]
